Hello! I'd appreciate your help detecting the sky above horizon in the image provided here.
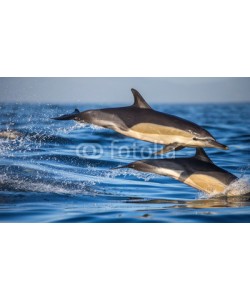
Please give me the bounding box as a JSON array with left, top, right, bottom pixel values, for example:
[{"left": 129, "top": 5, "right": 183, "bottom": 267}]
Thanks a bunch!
[{"left": 0, "top": 78, "right": 249, "bottom": 104}]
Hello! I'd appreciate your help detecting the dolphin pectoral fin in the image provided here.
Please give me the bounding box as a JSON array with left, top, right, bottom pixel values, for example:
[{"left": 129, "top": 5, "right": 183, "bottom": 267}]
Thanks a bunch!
[
  {"left": 154, "top": 144, "right": 184, "bottom": 155},
  {"left": 174, "top": 146, "right": 185, "bottom": 152},
  {"left": 131, "top": 89, "right": 152, "bottom": 109}
]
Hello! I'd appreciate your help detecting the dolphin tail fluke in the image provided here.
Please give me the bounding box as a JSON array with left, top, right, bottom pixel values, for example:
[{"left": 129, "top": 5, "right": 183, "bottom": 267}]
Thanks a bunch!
[{"left": 52, "top": 109, "right": 81, "bottom": 121}]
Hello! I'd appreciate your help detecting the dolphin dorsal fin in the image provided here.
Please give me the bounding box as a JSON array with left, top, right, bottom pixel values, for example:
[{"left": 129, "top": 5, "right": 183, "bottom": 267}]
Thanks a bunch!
[
  {"left": 195, "top": 148, "right": 213, "bottom": 164},
  {"left": 131, "top": 89, "right": 152, "bottom": 109}
]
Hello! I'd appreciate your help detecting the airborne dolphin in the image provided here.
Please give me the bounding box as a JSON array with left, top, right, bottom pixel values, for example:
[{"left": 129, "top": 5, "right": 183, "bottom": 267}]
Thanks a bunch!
[
  {"left": 119, "top": 148, "right": 238, "bottom": 196},
  {"left": 53, "top": 89, "right": 228, "bottom": 154}
]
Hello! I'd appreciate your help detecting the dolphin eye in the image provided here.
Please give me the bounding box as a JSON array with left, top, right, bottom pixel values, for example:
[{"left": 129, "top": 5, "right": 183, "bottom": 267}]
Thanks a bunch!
[{"left": 193, "top": 137, "right": 215, "bottom": 142}]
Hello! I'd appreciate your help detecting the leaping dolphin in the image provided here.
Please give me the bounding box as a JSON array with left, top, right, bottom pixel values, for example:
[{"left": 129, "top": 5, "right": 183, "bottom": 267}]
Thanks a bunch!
[
  {"left": 53, "top": 89, "right": 228, "bottom": 154},
  {"left": 118, "top": 148, "right": 238, "bottom": 196}
]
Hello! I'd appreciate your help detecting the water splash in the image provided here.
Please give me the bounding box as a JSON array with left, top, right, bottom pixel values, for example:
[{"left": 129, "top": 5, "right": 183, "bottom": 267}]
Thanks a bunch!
[
  {"left": 224, "top": 176, "right": 250, "bottom": 197},
  {"left": 105, "top": 167, "right": 160, "bottom": 182},
  {"left": 0, "top": 172, "right": 98, "bottom": 195},
  {"left": 54, "top": 122, "right": 88, "bottom": 135},
  {"left": 0, "top": 132, "right": 43, "bottom": 156}
]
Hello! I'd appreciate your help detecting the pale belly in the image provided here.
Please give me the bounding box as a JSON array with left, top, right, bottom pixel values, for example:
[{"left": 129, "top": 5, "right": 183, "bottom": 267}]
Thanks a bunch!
[
  {"left": 115, "top": 123, "right": 194, "bottom": 145},
  {"left": 147, "top": 167, "right": 228, "bottom": 195},
  {"left": 184, "top": 173, "right": 227, "bottom": 194},
  {"left": 152, "top": 168, "right": 228, "bottom": 195}
]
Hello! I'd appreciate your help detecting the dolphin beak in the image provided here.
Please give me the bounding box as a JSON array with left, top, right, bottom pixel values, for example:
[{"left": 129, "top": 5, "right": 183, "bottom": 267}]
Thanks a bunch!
[
  {"left": 112, "top": 165, "right": 128, "bottom": 170},
  {"left": 207, "top": 140, "right": 229, "bottom": 150}
]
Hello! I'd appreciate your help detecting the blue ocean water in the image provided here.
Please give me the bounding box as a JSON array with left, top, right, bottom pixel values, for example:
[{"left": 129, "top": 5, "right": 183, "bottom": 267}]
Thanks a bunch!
[{"left": 0, "top": 102, "right": 249, "bottom": 222}]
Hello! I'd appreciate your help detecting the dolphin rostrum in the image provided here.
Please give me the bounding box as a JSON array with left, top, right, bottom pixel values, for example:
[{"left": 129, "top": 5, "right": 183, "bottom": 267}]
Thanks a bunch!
[
  {"left": 53, "top": 89, "right": 228, "bottom": 154},
  {"left": 118, "top": 148, "right": 238, "bottom": 196}
]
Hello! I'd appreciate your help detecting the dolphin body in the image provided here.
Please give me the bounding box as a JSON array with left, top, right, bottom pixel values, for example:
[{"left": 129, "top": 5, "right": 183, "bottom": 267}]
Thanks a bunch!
[
  {"left": 119, "top": 148, "right": 238, "bottom": 196},
  {"left": 0, "top": 130, "right": 22, "bottom": 140},
  {"left": 53, "top": 89, "right": 228, "bottom": 154}
]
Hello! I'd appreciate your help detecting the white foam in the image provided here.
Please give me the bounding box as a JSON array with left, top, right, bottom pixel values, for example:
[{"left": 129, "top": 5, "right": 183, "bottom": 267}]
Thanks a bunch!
[
  {"left": 55, "top": 122, "right": 87, "bottom": 134},
  {"left": 224, "top": 176, "right": 250, "bottom": 196},
  {"left": 105, "top": 168, "right": 159, "bottom": 182},
  {"left": 0, "top": 173, "right": 97, "bottom": 195}
]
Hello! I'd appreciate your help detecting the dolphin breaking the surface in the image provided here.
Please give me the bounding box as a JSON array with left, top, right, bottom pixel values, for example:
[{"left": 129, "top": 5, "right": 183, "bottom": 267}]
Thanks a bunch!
[
  {"left": 118, "top": 148, "right": 238, "bottom": 196},
  {"left": 53, "top": 89, "right": 228, "bottom": 154},
  {"left": 0, "top": 130, "right": 22, "bottom": 140}
]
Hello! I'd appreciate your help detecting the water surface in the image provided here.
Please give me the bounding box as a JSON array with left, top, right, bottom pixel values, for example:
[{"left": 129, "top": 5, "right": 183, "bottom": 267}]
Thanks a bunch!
[{"left": 0, "top": 102, "right": 249, "bottom": 222}]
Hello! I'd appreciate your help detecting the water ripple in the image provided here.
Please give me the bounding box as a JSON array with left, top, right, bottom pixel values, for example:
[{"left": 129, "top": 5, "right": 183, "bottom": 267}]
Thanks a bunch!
[{"left": 0, "top": 102, "right": 250, "bottom": 222}]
